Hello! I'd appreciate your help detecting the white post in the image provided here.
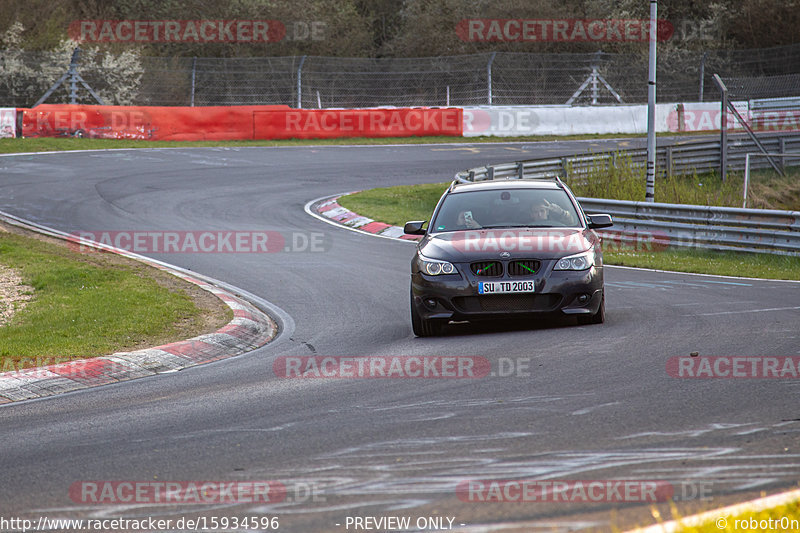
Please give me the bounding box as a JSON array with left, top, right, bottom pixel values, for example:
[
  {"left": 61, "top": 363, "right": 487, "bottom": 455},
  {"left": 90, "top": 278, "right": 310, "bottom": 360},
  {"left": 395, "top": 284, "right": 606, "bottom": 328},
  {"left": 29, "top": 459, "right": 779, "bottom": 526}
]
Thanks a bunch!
[
  {"left": 487, "top": 52, "right": 497, "bottom": 105},
  {"left": 645, "top": 0, "right": 658, "bottom": 202},
  {"left": 743, "top": 153, "right": 750, "bottom": 208}
]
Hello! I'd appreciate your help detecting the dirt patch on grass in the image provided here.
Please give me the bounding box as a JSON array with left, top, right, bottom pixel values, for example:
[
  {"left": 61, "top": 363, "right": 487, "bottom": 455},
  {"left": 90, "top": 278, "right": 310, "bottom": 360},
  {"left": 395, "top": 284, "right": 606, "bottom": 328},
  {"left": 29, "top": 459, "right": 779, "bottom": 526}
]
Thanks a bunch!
[{"left": 0, "top": 264, "right": 34, "bottom": 327}]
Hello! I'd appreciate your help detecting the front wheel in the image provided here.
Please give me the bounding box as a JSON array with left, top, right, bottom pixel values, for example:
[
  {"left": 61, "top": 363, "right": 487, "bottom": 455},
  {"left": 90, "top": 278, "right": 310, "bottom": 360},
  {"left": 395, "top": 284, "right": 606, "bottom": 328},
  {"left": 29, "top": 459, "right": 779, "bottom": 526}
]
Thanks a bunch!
[{"left": 410, "top": 290, "right": 444, "bottom": 337}]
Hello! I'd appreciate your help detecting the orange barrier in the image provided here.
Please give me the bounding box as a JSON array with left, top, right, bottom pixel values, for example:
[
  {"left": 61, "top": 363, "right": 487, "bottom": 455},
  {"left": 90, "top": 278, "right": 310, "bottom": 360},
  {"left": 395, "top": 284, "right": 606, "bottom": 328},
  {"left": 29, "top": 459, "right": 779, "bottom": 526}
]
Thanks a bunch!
[
  {"left": 20, "top": 105, "right": 463, "bottom": 140},
  {"left": 253, "top": 108, "right": 463, "bottom": 139},
  {"left": 20, "top": 104, "right": 289, "bottom": 141}
]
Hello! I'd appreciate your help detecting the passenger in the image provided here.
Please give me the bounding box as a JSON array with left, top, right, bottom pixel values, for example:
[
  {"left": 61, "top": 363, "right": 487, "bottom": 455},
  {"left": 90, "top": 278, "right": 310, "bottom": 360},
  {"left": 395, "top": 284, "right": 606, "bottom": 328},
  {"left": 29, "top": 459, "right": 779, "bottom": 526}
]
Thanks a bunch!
[{"left": 456, "top": 210, "right": 482, "bottom": 229}]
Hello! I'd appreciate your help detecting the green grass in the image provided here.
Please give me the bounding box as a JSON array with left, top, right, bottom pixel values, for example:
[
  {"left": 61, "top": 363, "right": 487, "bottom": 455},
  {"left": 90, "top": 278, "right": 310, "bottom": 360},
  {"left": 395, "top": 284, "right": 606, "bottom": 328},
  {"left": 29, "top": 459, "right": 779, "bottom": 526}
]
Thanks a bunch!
[
  {"left": 564, "top": 152, "right": 800, "bottom": 210},
  {"left": 0, "top": 132, "right": 697, "bottom": 154},
  {"left": 339, "top": 182, "right": 450, "bottom": 227},
  {"left": 0, "top": 230, "right": 222, "bottom": 370},
  {"left": 604, "top": 249, "right": 800, "bottom": 280}
]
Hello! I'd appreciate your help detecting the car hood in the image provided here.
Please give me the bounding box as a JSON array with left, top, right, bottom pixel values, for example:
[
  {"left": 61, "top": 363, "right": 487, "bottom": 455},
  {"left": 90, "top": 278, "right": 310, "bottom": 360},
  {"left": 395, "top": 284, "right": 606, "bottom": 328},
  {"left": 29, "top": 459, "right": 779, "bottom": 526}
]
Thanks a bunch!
[{"left": 419, "top": 228, "right": 598, "bottom": 261}]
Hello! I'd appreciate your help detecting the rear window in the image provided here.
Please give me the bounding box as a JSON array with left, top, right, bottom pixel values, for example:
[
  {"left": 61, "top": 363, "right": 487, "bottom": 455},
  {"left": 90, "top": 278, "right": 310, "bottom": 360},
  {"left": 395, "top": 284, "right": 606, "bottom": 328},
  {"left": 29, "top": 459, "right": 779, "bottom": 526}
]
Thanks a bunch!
[{"left": 430, "top": 188, "right": 580, "bottom": 232}]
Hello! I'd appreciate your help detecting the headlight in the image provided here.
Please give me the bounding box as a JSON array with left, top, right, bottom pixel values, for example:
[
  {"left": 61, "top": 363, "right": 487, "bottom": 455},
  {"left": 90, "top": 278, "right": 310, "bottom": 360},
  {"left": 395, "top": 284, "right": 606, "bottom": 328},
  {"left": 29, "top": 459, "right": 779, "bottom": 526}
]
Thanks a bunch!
[
  {"left": 418, "top": 256, "right": 457, "bottom": 276},
  {"left": 554, "top": 250, "right": 594, "bottom": 271}
]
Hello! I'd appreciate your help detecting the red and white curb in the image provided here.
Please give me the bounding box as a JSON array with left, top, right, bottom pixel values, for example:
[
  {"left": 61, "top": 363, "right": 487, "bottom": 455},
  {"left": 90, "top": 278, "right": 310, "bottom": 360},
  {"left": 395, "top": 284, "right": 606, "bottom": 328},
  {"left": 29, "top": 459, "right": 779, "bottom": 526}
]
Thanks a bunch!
[
  {"left": 0, "top": 213, "right": 277, "bottom": 405},
  {"left": 306, "top": 193, "right": 422, "bottom": 242}
]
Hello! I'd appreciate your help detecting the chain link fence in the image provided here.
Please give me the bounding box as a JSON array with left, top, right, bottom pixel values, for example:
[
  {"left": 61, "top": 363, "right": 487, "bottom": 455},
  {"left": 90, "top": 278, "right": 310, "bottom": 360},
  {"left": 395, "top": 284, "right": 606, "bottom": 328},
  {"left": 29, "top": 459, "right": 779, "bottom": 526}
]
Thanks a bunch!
[{"left": 2, "top": 44, "right": 799, "bottom": 108}]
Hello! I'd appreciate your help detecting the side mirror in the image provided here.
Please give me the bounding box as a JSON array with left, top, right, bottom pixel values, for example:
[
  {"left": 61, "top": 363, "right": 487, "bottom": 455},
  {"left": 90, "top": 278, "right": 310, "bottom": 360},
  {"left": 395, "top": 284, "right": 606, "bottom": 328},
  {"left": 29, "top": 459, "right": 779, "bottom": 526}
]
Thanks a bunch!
[
  {"left": 404, "top": 220, "right": 427, "bottom": 235},
  {"left": 587, "top": 213, "right": 613, "bottom": 229}
]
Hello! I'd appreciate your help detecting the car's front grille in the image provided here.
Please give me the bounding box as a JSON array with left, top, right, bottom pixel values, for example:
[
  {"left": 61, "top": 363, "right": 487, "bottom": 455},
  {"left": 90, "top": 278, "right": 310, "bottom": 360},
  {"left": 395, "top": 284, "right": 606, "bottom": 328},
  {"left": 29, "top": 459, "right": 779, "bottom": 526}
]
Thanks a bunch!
[
  {"left": 471, "top": 261, "right": 503, "bottom": 277},
  {"left": 453, "top": 294, "right": 561, "bottom": 313},
  {"left": 508, "top": 260, "right": 540, "bottom": 276}
]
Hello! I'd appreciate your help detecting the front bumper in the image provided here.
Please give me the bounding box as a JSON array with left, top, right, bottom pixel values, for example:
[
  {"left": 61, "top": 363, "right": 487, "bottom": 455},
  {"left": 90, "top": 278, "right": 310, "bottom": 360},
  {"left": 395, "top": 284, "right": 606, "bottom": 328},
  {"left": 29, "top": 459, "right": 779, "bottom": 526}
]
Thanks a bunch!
[{"left": 411, "top": 262, "right": 603, "bottom": 322}]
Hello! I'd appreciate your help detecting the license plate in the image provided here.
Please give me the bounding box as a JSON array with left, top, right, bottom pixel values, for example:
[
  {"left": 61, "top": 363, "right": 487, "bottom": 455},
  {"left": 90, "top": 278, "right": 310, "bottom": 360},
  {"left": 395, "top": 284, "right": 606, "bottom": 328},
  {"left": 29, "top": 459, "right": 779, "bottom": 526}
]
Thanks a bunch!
[{"left": 478, "top": 281, "right": 535, "bottom": 294}]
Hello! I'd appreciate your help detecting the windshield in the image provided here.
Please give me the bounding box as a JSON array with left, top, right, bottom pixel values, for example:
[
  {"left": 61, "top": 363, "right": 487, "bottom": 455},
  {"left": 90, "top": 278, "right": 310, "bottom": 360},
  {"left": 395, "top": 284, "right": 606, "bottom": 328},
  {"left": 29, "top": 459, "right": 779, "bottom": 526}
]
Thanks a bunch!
[{"left": 430, "top": 188, "right": 581, "bottom": 232}]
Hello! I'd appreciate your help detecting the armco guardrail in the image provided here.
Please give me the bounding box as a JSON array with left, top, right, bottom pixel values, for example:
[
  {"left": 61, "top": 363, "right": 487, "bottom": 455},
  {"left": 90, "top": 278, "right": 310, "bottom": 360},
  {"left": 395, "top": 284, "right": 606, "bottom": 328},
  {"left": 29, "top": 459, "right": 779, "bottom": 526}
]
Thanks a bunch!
[
  {"left": 456, "top": 133, "right": 800, "bottom": 181},
  {"left": 456, "top": 134, "right": 800, "bottom": 256},
  {"left": 577, "top": 198, "right": 800, "bottom": 256}
]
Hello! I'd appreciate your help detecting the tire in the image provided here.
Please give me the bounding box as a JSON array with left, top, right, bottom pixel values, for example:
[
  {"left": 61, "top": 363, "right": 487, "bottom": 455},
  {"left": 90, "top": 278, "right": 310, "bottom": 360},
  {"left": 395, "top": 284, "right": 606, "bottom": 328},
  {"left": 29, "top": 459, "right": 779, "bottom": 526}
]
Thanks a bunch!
[
  {"left": 410, "top": 290, "right": 443, "bottom": 337},
  {"left": 578, "top": 293, "right": 605, "bottom": 325}
]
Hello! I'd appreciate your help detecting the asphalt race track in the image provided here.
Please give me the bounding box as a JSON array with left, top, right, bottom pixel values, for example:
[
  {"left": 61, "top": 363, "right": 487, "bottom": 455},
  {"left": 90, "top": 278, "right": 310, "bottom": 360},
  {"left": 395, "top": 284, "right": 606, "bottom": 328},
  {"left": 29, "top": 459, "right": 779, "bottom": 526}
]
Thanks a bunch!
[{"left": 1, "top": 139, "right": 799, "bottom": 532}]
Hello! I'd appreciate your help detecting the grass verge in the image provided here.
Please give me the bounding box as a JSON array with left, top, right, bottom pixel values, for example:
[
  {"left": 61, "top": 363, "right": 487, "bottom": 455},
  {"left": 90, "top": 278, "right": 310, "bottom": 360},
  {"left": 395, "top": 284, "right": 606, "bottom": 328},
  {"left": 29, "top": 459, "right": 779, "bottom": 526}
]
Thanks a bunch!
[
  {"left": 337, "top": 184, "right": 800, "bottom": 281},
  {"left": 604, "top": 249, "right": 800, "bottom": 280},
  {"left": 0, "top": 131, "right": 696, "bottom": 154},
  {"left": 564, "top": 152, "right": 800, "bottom": 210},
  {"left": 0, "top": 223, "right": 232, "bottom": 371},
  {"left": 338, "top": 182, "right": 450, "bottom": 227}
]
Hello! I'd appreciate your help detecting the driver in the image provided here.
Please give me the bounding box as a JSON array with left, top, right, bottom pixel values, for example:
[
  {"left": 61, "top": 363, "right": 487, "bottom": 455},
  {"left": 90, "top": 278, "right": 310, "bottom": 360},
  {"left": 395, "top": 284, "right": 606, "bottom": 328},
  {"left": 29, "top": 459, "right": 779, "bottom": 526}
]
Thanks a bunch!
[{"left": 529, "top": 198, "right": 574, "bottom": 225}]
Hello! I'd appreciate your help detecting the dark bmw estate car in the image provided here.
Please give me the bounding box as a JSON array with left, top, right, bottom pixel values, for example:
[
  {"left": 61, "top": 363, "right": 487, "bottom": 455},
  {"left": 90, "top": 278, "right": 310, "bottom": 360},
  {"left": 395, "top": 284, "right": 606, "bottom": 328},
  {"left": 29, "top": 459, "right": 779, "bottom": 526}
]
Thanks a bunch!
[{"left": 404, "top": 178, "right": 613, "bottom": 336}]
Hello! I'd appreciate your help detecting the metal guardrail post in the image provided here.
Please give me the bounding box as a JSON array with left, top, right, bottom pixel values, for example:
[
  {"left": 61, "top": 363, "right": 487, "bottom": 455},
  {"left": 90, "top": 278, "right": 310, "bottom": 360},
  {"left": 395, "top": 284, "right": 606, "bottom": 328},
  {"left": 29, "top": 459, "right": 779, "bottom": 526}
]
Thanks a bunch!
[
  {"left": 665, "top": 146, "right": 673, "bottom": 177},
  {"left": 780, "top": 137, "right": 786, "bottom": 173},
  {"left": 297, "top": 55, "right": 307, "bottom": 109},
  {"left": 744, "top": 153, "right": 751, "bottom": 208},
  {"left": 190, "top": 57, "right": 196, "bottom": 107},
  {"left": 713, "top": 74, "right": 728, "bottom": 182},
  {"left": 487, "top": 166, "right": 495, "bottom": 180},
  {"left": 698, "top": 52, "right": 707, "bottom": 102},
  {"left": 517, "top": 162, "right": 524, "bottom": 179},
  {"left": 487, "top": 52, "right": 497, "bottom": 105}
]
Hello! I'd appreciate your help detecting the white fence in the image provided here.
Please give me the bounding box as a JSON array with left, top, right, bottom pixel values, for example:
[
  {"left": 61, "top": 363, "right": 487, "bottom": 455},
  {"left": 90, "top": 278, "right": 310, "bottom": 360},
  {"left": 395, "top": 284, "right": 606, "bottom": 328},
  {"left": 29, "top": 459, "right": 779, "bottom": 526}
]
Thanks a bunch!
[{"left": 462, "top": 98, "right": 798, "bottom": 137}]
